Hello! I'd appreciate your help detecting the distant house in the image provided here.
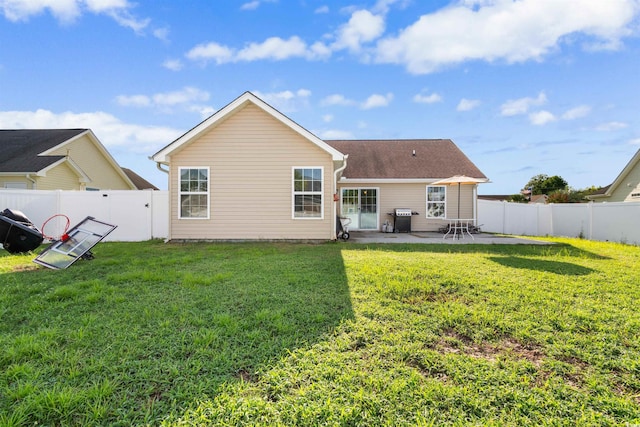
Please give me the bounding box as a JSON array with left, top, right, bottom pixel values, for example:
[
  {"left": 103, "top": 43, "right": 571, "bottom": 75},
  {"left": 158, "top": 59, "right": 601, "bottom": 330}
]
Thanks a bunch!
[
  {"left": 151, "top": 92, "right": 487, "bottom": 241},
  {"left": 122, "top": 168, "right": 159, "bottom": 190},
  {"left": 0, "top": 129, "right": 141, "bottom": 191},
  {"left": 587, "top": 149, "right": 640, "bottom": 202}
]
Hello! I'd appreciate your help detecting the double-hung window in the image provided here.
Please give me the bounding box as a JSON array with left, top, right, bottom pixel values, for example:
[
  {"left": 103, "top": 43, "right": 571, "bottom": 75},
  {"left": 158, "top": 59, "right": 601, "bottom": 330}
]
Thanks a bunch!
[
  {"left": 179, "top": 167, "right": 209, "bottom": 219},
  {"left": 426, "top": 185, "right": 446, "bottom": 218},
  {"left": 293, "top": 167, "right": 323, "bottom": 219}
]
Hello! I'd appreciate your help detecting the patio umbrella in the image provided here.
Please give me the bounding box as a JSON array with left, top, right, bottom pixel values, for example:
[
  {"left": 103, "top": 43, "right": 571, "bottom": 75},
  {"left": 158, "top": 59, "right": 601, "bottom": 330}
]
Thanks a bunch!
[{"left": 431, "top": 175, "right": 488, "bottom": 219}]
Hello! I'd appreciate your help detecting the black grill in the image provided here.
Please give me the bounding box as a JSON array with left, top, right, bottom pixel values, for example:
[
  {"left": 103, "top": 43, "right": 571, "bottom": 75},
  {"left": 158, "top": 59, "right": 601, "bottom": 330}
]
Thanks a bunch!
[{"left": 391, "top": 208, "right": 414, "bottom": 233}]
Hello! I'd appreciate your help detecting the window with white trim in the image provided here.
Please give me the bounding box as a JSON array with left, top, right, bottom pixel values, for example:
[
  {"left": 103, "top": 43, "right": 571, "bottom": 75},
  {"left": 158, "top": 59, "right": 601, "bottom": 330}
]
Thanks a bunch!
[
  {"left": 426, "top": 185, "right": 446, "bottom": 218},
  {"left": 293, "top": 167, "right": 323, "bottom": 219},
  {"left": 179, "top": 167, "right": 209, "bottom": 219}
]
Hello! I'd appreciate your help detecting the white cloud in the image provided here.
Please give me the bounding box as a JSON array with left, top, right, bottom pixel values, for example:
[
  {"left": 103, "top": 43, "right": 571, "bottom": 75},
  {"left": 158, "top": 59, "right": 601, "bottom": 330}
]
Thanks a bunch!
[
  {"left": 185, "top": 36, "right": 326, "bottom": 64},
  {"left": 332, "top": 9, "right": 385, "bottom": 52},
  {"left": 152, "top": 87, "right": 209, "bottom": 106},
  {"left": 0, "top": 108, "right": 181, "bottom": 153},
  {"left": 413, "top": 92, "right": 442, "bottom": 104},
  {"left": 628, "top": 138, "right": 640, "bottom": 145},
  {"left": 115, "top": 94, "right": 150, "bottom": 107},
  {"left": 162, "top": 59, "right": 183, "bottom": 71},
  {"left": 186, "top": 42, "right": 235, "bottom": 64},
  {"left": 500, "top": 92, "right": 547, "bottom": 116},
  {"left": 240, "top": 1, "right": 260, "bottom": 10},
  {"left": 315, "top": 5, "right": 329, "bottom": 14},
  {"left": 153, "top": 27, "right": 170, "bottom": 42},
  {"left": 0, "top": 0, "right": 150, "bottom": 33},
  {"left": 322, "top": 114, "right": 334, "bottom": 123},
  {"left": 361, "top": 93, "right": 393, "bottom": 109},
  {"left": 596, "top": 121, "right": 628, "bottom": 131},
  {"left": 252, "top": 89, "right": 311, "bottom": 112},
  {"left": 237, "top": 36, "right": 308, "bottom": 61},
  {"left": 374, "top": 0, "right": 640, "bottom": 74},
  {"left": 529, "top": 110, "right": 556, "bottom": 125},
  {"left": 319, "top": 129, "right": 355, "bottom": 139},
  {"left": 116, "top": 87, "right": 212, "bottom": 118},
  {"left": 321, "top": 94, "right": 357, "bottom": 107},
  {"left": 457, "top": 98, "right": 481, "bottom": 111},
  {"left": 240, "top": 0, "right": 276, "bottom": 11},
  {"left": 561, "top": 105, "right": 591, "bottom": 120}
]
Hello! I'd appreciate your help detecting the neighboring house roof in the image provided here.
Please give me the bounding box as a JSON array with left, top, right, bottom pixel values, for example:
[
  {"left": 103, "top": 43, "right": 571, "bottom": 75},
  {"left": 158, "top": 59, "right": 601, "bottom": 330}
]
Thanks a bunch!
[
  {"left": 325, "top": 139, "right": 487, "bottom": 180},
  {"left": 587, "top": 149, "right": 640, "bottom": 200},
  {"left": 0, "top": 129, "right": 137, "bottom": 189},
  {"left": 152, "top": 91, "right": 345, "bottom": 163},
  {"left": 478, "top": 195, "right": 512, "bottom": 201},
  {"left": 588, "top": 184, "right": 610, "bottom": 196},
  {"left": 529, "top": 194, "right": 548, "bottom": 204},
  {"left": 122, "top": 168, "right": 159, "bottom": 190},
  {"left": 0, "top": 129, "right": 85, "bottom": 173}
]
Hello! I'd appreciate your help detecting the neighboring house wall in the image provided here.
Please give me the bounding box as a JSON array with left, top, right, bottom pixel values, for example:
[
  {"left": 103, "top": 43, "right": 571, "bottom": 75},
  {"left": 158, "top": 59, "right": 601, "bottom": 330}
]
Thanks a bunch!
[
  {"left": 1, "top": 176, "right": 31, "bottom": 189},
  {"left": 169, "top": 103, "right": 335, "bottom": 240},
  {"left": 46, "top": 133, "right": 132, "bottom": 190},
  {"left": 605, "top": 165, "right": 640, "bottom": 202},
  {"left": 37, "top": 162, "right": 83, "bottom": 190}
]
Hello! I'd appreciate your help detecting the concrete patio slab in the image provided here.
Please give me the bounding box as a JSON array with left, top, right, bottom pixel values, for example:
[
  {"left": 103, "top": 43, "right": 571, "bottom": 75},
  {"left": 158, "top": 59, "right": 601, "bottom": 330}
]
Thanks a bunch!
[{"left": 343, "top": 231, "right": 551, "bottom": 245}]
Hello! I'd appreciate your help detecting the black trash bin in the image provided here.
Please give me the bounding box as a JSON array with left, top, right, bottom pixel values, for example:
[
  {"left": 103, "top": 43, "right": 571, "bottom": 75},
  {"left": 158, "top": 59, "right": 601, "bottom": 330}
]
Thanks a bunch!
[
  {"left": 392, "top": 208, "right": 413, "bottom": 233},
  {"left": 0, "top": 209, "right": 44, "bottom": 254}
]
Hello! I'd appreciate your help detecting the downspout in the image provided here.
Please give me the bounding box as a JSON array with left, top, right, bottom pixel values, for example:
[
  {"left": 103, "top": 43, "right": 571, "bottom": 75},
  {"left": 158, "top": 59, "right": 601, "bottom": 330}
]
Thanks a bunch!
[
  {"left": 26, "top": 174, "right": 37, "bottom": 190},
  {"left": 333, "top": 155, "right": 348, "bottom": 240},
  {"left": 155, "top": 162, "right": 170, "bottom": 242},
  {"left": 156, "top": 162, "right": 169, "bottom": 174}
]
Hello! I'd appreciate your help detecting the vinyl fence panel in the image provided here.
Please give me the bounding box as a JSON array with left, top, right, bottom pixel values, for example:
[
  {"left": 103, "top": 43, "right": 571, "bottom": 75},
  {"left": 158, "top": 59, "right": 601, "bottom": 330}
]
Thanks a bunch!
[
  {"left": 479, "top": 199, "right": 640, "bottom": 245},
  {"left": 0, "top": 189, "right": 168, "bottom": 241}
]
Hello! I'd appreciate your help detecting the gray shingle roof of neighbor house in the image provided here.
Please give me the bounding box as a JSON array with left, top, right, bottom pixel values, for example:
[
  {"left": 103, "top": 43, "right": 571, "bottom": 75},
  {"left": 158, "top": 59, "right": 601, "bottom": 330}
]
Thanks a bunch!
[
  {"left": 0, "top": 129, "right": 87, "bottom": 172},
  {"left": 325, "top": 139, "right": 487, "bottom": 180},
  {"left": 122, "top": 168, "right": 159, "bottom": 190}
]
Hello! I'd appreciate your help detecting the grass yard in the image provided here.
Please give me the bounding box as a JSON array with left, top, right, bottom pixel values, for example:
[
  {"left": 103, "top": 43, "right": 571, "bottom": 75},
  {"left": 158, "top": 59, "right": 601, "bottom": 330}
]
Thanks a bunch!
[{"left": 0, "top": 238, "right": 639, "bottom": 426}]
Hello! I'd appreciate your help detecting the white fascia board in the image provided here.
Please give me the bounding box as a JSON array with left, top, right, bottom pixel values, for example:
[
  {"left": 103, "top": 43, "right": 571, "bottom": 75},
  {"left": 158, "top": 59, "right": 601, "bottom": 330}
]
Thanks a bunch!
[
  {"left": 338, "top": 178, "right": 445, "bottom": 184},
  {"left": 151, "top": 92, "right": 345, "bottom": 163}
]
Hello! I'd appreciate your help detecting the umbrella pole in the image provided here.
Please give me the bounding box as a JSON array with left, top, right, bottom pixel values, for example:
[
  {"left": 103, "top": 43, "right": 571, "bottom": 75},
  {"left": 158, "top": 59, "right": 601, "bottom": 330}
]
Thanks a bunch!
[{"left": 457, "top": 183, "right": 460, "bottom": 219}]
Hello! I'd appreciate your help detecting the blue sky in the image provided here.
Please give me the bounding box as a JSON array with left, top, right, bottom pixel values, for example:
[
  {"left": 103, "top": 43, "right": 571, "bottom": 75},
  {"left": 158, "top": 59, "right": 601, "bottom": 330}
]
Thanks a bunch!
[{"left": 1, "top": 0, "right": 639, "bottom": 194}]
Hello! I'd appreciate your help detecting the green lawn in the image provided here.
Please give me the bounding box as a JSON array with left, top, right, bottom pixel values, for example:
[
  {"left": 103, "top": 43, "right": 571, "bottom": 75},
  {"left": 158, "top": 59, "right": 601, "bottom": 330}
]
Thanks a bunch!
[{"left": 0, "top": 238, "right": 639, "bottom": 426}]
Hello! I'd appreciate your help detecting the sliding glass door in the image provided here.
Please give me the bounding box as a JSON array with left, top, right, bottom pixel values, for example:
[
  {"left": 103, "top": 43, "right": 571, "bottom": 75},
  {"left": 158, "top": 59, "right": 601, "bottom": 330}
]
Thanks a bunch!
[{"left": 340, "top": 188, "right": 378, "bottom": 230}]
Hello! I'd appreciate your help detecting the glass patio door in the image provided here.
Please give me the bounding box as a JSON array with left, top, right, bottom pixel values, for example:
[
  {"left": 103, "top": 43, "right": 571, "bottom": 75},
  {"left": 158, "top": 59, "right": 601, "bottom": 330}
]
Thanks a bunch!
[{"left": 341, "top": 188, "right": 378, "bottom": 230}]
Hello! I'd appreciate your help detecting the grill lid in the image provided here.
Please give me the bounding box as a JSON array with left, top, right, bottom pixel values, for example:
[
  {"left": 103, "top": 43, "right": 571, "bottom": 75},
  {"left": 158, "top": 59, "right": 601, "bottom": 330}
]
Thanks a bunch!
[{"left": 394, "top": 208, "right": 413, "bottom": 216}]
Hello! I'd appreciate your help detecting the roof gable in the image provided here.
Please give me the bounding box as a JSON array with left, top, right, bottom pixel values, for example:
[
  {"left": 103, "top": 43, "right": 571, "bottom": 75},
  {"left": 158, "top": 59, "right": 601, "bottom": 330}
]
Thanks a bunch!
[
  {"left": 325, "top": 139, "right": 487, "bottom": 180},
  {"left": 589, "top": 148, "right": 640, "bottom": 199},
  {"left": 0, "top": 129, "right": 86, "bottom": 173},
  {"left": 0, "top": 129, "right": 136, "bottom": 189},
  {"left": 152, "top": 91, "right": 345, "bottom": 163}
]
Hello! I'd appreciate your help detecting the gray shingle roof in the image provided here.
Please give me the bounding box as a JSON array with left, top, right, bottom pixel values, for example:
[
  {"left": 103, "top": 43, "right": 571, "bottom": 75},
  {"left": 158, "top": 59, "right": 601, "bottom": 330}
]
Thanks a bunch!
[
  {"left": 0, "top": 129, "right": 87, "bottom": 173},
  {"left": 325, "top": 139, "right": 487, "bottom": 180},
  {"left": 122, "top": 168, "right": 159, "bottom": 190}
]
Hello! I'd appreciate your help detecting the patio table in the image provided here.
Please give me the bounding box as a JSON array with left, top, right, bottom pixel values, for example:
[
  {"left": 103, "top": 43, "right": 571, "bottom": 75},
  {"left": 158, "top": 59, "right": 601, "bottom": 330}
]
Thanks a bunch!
[{"left": 442, "top": 218, "right": 475, "bottom": 240}]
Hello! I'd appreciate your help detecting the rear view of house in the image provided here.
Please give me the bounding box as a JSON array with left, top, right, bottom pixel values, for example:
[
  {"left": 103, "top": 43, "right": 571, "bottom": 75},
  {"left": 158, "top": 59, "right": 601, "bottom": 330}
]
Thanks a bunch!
[{"left": 151, "top": 92, "right": 487, "bottom": 241}]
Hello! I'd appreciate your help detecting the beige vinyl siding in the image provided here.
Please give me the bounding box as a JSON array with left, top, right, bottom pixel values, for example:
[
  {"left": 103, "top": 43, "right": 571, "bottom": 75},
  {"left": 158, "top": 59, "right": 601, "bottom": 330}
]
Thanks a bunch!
[
  {"left": 37, "top": 163, "right": 82, "bottom": 190},
  {"left": 339, "top": 182, "right": 477, "bottom": 231},
  {"left": 47, "top": 134, "right": 133, "bottom": 190},
  {"left": 169, "top": 103, "right": 335, "bottom": 240},
  {"left": 0, "top": 176, "right": 32, "bottom": 189},
  {"left": 611, "top": 165, "right": 640, "bottom": 202}
]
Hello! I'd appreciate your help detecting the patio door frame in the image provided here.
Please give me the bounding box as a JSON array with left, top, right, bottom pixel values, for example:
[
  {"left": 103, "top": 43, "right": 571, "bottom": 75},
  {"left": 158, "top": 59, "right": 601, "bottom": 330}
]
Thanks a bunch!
[{"left": 340, "top": 187, "right": 380, "bottom": 230}]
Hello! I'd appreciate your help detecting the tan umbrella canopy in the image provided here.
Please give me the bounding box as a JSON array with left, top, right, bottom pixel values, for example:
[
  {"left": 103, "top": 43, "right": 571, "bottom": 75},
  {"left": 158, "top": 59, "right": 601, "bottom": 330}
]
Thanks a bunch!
[{"left": 431, "top": 175, "right": 488, "bottom": 219}]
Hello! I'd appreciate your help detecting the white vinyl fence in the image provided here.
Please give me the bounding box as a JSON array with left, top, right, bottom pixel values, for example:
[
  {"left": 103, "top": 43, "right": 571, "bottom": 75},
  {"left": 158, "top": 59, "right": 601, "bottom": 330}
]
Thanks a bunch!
[
  {"left": 478, "top": 199, "right": 640, "bottom": 245},
  {"left": 1, "top": 189, "right": 168, "bottom": 241},
  {"left": 4, "top": 190, "right": 639, "bottom": 244}
]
